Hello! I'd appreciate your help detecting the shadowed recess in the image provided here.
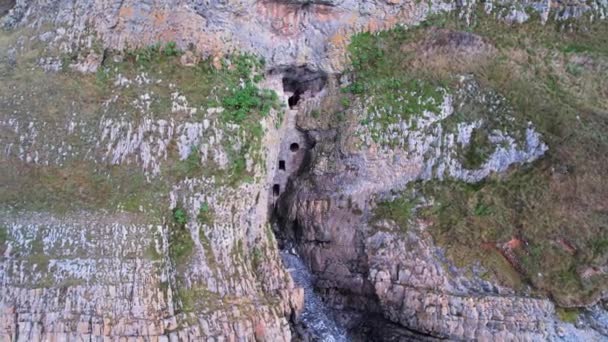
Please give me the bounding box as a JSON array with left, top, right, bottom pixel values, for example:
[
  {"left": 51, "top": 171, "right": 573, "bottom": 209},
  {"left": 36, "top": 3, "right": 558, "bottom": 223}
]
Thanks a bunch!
[
  {"left": 279, "top": 66, "right": 327, "bottom": 109},
  {"left": 0, "top": 0, "right": 15, "bottom": 17}
]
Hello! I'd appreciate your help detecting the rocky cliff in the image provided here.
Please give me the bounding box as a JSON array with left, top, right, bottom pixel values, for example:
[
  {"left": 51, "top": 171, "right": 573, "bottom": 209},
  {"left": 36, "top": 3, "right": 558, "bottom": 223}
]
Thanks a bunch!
[{"left": 1, "top": 0, "right": 608, "bottom": 341}]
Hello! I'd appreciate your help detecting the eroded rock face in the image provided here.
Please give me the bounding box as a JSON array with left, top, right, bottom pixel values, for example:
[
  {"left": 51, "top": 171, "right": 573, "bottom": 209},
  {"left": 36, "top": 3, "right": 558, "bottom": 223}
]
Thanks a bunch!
[
  {"left": 366, "top": 224, "right": 555, "bottom": 340},
  {"left": 277, "top": 71, "right": 602, "bottom": 339},
  {"left": 0, "top": 51, "right": 301, "bottom": 340},
  {"left": 281, "top": 142, "right": 563, "bottom": 339},
  {"left": 2, "top": 0, "right": 608, "bottom": 340},
  {"left": 4, "top": 0, "right": 606, "bottom": 71}
]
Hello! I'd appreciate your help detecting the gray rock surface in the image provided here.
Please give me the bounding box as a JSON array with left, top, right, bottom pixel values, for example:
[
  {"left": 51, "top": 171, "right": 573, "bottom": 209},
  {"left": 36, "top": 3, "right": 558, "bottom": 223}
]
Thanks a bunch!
[{"left": 4, "top": 0, "right": 604, "bottom": 73}]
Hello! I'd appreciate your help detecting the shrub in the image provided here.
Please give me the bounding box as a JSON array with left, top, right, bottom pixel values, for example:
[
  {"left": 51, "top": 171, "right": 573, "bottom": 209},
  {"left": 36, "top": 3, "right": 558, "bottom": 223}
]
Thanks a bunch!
[
  {"left": 169, "top": 207, "right": 194, "bottom": 266},
  {"left": 173, "top": 207, "right": 188, "bottom": 226},
  {"left": 163, "top": 42, "right": 180, "bottom": 57},
  {"left": 556, "top": 307, "right": 580, "bottom": 323}
]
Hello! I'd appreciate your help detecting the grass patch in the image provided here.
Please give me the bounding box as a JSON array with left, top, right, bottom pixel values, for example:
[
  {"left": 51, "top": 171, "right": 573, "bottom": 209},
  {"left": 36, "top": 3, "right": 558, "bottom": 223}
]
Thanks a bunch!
[
  {"left": 176, "top": 285, "right": 221, "bottom": 313},
  {"left": 346, "top": 30, "right": 446, "bottom": 145},
  {"left": 0, "top": 226, "right": 8, "bottom": 248},
  {"left": 556, "top": 307, "right": 580, "bottom": 323},
  {"left": 373, "top": 196, "right": 418, "bottom": 233}
]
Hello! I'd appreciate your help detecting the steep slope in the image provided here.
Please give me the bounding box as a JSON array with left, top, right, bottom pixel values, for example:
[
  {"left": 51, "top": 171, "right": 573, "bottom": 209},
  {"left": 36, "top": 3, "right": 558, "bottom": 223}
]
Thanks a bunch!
[
  {"left": 277, "top": 7, "right": 608, "bottom": 341},
  {"left": 1, "top": 0, "right": 608, "bottom": 341},
  {"left": 0, "top": 38, "right": 302, "bottom": 339}
]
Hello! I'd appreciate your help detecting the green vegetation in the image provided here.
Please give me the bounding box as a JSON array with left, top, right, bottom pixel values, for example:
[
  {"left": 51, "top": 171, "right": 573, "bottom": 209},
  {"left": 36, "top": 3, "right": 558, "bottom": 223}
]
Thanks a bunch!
[
  {"left": 173, "top": 207, "right": 188, "bottom": 226},
  {"left": 250, "top": 246, "right": 263, "bottom": 270},
  {"left": 124, "top": 41, "right": 182, "bottom": 67},
  {"left": 556, "top": 307, "right": 581, "bottom": 324},
  {"left": 0, "top": 226, "right": 7, "bottom": 244},
  {"left": 363, "top": 7, "right": 608, "bottom": 306},
  {"left": 162, "top": 42, "right": 180, "bottom": 57},
  {"left": 176, "top": 285, "right": 221, "bottom": 313},
  {"left": 373, "top": 196, "right": 418, "bottom": 233},
  {"left": 168, "top": 206, "right": 194, "bottom": 266},
  {"left": 219, "top": 55, "right": 278, "bottom": 120},
  {"left": 346, "top": 30, "right": 445, "bottom": 145},
  {"left": 221, "top": 56, "right": 278, "bottom": 123},
  {"left": 0, "top": 226, "right": 9, "bottom": 253},
  {"left": 171, "top": 146, "right": 204, "bottom": 180},
  {"left": 197, "top": 202, "right": 214, "bottom": 226}
]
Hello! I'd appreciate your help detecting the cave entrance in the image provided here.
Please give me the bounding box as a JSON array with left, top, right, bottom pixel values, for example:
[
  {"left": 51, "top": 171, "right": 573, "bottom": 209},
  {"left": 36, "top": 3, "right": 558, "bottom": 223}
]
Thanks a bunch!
[
  {"left": 290, "top": 143, "right": 300, "bottom": 152},
  {"left": 288, "top": 91, "right": 301, "bottom": 109},
  {"left": 279, "top": 160, "right": 286, "bottom": 171},
  {"left": 273, "top": 184, "right": 281, "bottom": 196},
  {"left": 0, "top": 0, "right": 15, "bottom": 17},
  {"left": 281, "top": 66, "right": 327, "bottom": 109}
]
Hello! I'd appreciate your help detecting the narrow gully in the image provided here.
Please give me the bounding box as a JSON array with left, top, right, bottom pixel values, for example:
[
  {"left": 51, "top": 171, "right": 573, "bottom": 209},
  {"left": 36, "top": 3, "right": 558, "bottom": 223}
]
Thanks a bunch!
[{"left": 281, "top": 248, "right": 349, "bottom": 341}]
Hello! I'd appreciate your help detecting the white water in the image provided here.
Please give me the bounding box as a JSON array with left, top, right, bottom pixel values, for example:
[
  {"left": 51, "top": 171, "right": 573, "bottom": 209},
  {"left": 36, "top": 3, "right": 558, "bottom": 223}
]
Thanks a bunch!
[{"left": 281, "top": 251, "right": 350, "bottom": 342}]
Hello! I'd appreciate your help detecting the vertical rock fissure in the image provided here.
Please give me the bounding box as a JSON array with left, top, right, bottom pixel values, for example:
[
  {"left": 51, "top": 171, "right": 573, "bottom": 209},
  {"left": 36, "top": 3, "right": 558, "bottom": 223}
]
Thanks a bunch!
[
  {"left": 267, "top": 72, "right": 450, "bottom": 341},
  {"left": 268, "top": 67, "right": 349, "bottom": 340}
]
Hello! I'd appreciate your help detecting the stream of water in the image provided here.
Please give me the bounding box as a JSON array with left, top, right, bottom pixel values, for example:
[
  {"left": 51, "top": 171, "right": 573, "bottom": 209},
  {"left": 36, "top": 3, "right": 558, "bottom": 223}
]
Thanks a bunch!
[{"left": 281, "top": 250, "right": 350, "bottom": 342}]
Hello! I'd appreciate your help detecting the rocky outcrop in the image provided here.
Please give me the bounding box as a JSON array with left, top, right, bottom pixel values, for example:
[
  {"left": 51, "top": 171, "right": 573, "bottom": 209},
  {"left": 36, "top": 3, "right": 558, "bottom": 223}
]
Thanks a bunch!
[
  {"left": 3, "top": 0, "right": 606, "bottom": 73},
  {"left": 279, "top": 135, "right": 603, "bottom": 339},
  {"left": 366, "top": 223, "right": 554, "bottom": 340},
  {"left": 277, "top": 56, "right": 605, "bottom": 339}
]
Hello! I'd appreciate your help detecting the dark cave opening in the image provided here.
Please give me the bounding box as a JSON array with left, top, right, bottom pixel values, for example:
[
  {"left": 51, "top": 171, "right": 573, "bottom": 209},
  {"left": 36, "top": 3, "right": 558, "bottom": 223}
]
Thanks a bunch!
[
  {"left": 290, "top": 143, "right": 300, "bottom": 152},
  {"left": 279, "top": 160, "right": 286, "bottom": 171},
  {"left": 279, "top": 66, "right": 327, "bottom": 109},
  {"left": 288, "top": 91, "right": 302, "bottom": 109},
  {"left": 0, "top": 0, "right": 15, "bottom": 17},
  {"left": 273, "top": 184, "right": 281, "bottom": 196}
]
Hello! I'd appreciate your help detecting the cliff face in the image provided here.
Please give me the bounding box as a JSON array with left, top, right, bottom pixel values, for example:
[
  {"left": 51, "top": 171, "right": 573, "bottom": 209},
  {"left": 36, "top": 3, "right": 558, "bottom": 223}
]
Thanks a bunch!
[
  {"left": 1, "top": 0, "right": 458, "bottom": 73},
  {"left": 1, "top": 0, "right": 608, "bottom": 341},
  {"left": 0, "top": 18, "right": 302, "bottom": 339},
  {"left": 279, "top": 76, "right": 555, "bottom": 339},
  {"left": 275, "top": 4, "right": 608, "bottom": 340}
]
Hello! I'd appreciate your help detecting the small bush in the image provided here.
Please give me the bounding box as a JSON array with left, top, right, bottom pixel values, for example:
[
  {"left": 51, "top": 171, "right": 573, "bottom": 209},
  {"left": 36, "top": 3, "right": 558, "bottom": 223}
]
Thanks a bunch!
[
  {"left": 222, "top": 82, "right": 264, "bottom": 123},
  {"left": 341, "top": 97, "right": 351, "bottom": 108},
  {"left": 173, "top": 207, "right": 188, "bottom": 226},
  {"left": 556, "top": 307, "right": 580, "bottom": 323},
  {"left": 169, "top": 208, "right": 194, "bottom": 266},
  {"left": 163, "top": 42, "right": 180, "bottom": 57},
  {"left": 373, "top": 196, "right": 418, "bottom": 232}
]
